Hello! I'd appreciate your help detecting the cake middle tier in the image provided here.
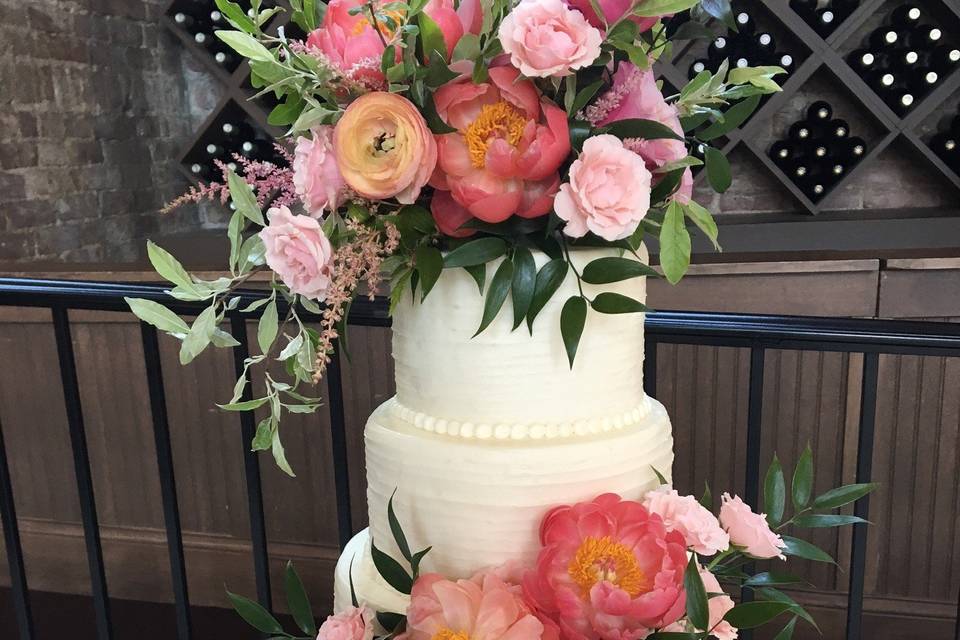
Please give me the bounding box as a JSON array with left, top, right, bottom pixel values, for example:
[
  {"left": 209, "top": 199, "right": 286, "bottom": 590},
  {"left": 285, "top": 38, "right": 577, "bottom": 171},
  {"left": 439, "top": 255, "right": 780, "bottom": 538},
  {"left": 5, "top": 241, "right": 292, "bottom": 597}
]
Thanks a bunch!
[
  {"left": 391, "top": 246, "right": 649, "bottom": 426},
  {"left": 364, "top": 395, "right": 673, "bottom": 580}
]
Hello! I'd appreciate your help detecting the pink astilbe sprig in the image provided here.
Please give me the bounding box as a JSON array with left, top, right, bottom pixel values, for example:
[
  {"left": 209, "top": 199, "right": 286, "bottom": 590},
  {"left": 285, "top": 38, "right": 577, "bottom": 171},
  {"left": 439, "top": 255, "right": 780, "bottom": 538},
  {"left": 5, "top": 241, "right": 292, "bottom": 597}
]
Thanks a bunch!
[
  {"left": 290, "top": 40, "right": 385, "bottom": 94},
  {"left": 578, "top": 64, "right": 644, "bottom": 126},
  {"left": 312, "top": 221, "right": 401, "bottom": 383}
]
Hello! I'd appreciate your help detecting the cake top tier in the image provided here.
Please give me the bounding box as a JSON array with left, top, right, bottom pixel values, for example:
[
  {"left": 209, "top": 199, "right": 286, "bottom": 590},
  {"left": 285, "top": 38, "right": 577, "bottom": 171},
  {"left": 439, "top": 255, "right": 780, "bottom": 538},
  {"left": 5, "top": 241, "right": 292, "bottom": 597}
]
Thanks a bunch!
[{"left": 391, "top": 246, "right": 649, "bottom": 427}]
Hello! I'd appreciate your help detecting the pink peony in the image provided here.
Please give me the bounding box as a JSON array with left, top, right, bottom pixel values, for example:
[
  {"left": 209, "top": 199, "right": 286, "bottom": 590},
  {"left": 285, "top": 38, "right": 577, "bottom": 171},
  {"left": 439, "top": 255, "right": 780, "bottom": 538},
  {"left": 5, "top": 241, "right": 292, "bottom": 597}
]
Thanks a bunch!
[
  {"left": 316, "top": 606, "right": 375, "bottom": 640},
  {"left": 523, "top": 493, "right": 688, "bottom": 640},
  {"left": 663, "top": 567, "right": 738, "bottom": 640},
  {"left": 565, "top": 0, "right": 664, "bottom": 32},
  {"left": 260, "top": 206, "right": 335, "bottom": 301},
  {"left": 600, "top": 63, "right": 687, "bottom": 172},
  {"left": 719, "top": 493, "right": 787, "bottom": 560},
  {"left": 498, "top": 0, "right": 602, "bottom": 78},
  {"left": 293, "top": 126, "right": 346, "bottom": 216},
  {"left": 430, "top": 66, "right": 569, "bottom": 223},
  {"left": 554, "top": 134, "right": 652, "bottom": 241},
  {"left": 402, "top": 570, "right": 549, "bottom": 640},
  {"left": 643, "top": 486, "right": 730, "bottom": 556}
]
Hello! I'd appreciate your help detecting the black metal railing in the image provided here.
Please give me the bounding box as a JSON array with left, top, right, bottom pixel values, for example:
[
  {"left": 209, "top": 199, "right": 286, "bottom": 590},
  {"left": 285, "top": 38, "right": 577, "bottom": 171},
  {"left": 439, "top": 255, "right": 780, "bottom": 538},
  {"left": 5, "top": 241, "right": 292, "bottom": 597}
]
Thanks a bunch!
[{"left": 0, "top": 277, "right": 959, "bottom": 640}]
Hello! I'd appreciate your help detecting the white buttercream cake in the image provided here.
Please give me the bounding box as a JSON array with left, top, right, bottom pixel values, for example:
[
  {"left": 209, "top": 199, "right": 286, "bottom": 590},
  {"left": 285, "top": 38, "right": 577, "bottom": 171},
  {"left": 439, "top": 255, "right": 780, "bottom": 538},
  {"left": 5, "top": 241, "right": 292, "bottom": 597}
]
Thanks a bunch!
[{"left": 332, "top": 246, "right": 673, "bottom": 614}]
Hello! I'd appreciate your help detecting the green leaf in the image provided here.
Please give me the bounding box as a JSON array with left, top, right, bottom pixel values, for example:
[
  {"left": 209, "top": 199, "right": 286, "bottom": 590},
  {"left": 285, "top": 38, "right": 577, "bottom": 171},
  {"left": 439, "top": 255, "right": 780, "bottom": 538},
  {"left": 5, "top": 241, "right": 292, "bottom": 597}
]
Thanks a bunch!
[
  {"left": 410, "top": 546, "right": 432, "bottom": 578},
  {"left": 415, "top": 246, "right": 444, "bottom": 301},
  {"left": 526, "top": 259, "right": 569, "bottom": 332},
  {"left": 659, "top": 201, "right": 691, "bottom": 285},
  {"left": 792, "top": 514, "right": 868, "bottom": 528},
  {"left": 792, "top": 444, "right": 814, "bottom": 509},
  {"left": 699, "top": 94, "right": 761, "bottom": 141},
  {"left": 218, "top": 397, "right": 270, "bottom": 411},
  {"left": 591, "top": 292, "right": 648, "bottom": 314},
  {"left": 474, "top": 259, "right": 513, "bottom": 336},
  {"left": 773, "top": 617, "right": 798, "bottom": 640},
  {"left": 764, "top": 454, "right": 786, "bottom": 526},
  {"left": 704, "top": 146, "right": 732, "bottom": 193},
  {"left": 284, "top": 562, "right": 317, "bottom": 636},
  {"left": 147, "top": 241, "right": 196, "bottom": 292},
  {"left": 724, "top": 601, "right": 794, "bottom": 629},
  {"left": 560, "top": 296, "right": 588, "bottom": 368},
  {"left": 651, "top": 466, "right": 669, "bottom": 485},
  {"left": 603, "top": 118, "right": 684, "bottom": 141},
  {"left": 377, "top": 612, "right": 405, "bottom": 633},
  {"left": 684, "top": 555, "right": 709, "bottom": 631},
  {"left": 570, "top": 79, "right": 604, "bottom": 115},
  {"left": 210, "top": 328, "right": 239, "bottom": 347},
  {"left": 418, "top": 11, "right": 447, "bottom": 60},
  {"left": 743, "top": 571, "right": 806, "bottom": 588},
  {"left": 681, "top": 200, "right": 721, "bottom": 251},
  {"left": 812, "top": 483, "right": 878, "bottom": 510},
  {"left": 781, "top": 535, "right": 836, "bottom": 564},
  {"left": 633, "top": 0, "right": 699, "bottom": 16},
  {"left": 216, "top": 30, "right": 274, "bottom": 62},
  {"left": 268, "top": 94, "right": 307, "bottom": 127},
  {"left": 451, "top": 33, "right": 481, "bottom": 61},
  {"left": 226, "top": 590, "right": 284, "bottom": 634},
  {"left": 388, "top": 490, "right": 412, "bottom": 561},
  {"left": 443, "top": 237, "right": 508, "bottom": 268},
  {"left": 464, "top": 264, "right": 486, "bottom": 294},
  {"left": 180, "top": 305, "right": 217, "bottom": 365},
  {"left": 214, "top": 0, "right": 258, "bottom": 33},
  {"left": 581, "top": 257, "right": 659, "bottom": 284},
  {"left": 371, "top": 540, "right": 413, "bottom": 593},
  {"left": 650, "top": 168, "right": 685, "bottom": 204},
  {"left": 424, "top": 50, "right": 459, "bottom": 87},
  {"left": 699, "top": 481, "right": 712, "bottom": 509},
  {"left": 271, "top": 427, "right": 295, "bottom": 477},
  {"left": 228, "top": 210, "right": 243, "bottom": 272},
  {"left": 278, "top": 334, "right": 304, "bottom": 361},
  {"left": 510, "top": 248, "right": 536, "bottom": 330},
  {"left": 251, "top": 418, "right": 272, "bottom": 451},
  {"left": 258, "top": 299, "right": 278, "bottom": 355},
  {"left": 125, "top": 298, "right": 189, "bottom": 336},
  {"left": 227, "top": 169, "right": 265, "bottom": 226},
  {"left": 421, "top": 90, "right": 457, "bottom": 134},
  {"left": 755, "top": 588, "right": 819, "bottom": 631}
]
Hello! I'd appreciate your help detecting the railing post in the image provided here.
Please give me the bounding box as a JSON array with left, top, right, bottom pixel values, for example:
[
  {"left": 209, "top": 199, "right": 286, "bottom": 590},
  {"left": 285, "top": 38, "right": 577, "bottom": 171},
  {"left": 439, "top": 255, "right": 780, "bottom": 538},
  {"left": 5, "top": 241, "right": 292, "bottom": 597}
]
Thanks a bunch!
[
  {"left": 230, "top": 316, "right": 273, "bottom": 612},
  {"left": 0, "top": 414, "right": 34, "bottom": 640},
  {"left": 846, "top": 352, "right": 879, "bottom": 640},
  {"left": 52, "top": 306, "right": 113, "bottom": 640},
  {"left": 643, "top": 337, "right": 657, "bottom": 398},
  {"left": 326, "top": 346, "right": 354, "bottom": 550},
  {"left": 739, "top": 343, "right": 766, "bottom": 640},
  {"left": 140, "top": 323, "right": 193, "bottom": 640}
]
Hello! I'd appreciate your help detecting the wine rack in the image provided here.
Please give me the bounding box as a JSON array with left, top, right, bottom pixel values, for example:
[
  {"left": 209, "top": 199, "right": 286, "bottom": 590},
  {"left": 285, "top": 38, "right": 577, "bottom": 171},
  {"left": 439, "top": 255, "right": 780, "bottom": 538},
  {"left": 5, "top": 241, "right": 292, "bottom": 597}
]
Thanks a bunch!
[{"left": 165, "top": 0, "right": 960, "bottom": 219}]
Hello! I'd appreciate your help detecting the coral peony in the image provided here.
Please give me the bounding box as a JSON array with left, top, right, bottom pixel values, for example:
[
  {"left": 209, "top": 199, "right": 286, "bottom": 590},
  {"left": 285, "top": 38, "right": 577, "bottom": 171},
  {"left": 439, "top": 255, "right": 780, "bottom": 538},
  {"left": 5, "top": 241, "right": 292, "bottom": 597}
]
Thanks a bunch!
[
  {"left": 643, "top": 486, "right": 730, "bottom": 556},
  {"left": 293, "top": 126, "right": 346, "bottom": 216},
  {"left": 663, "top": 566, "right": 738, "bottom": 640},
  {"left": 260, "top": 206, "right": 335, "bottom": 301},
  {"left": 600, "top": 62, "right": 687, "bottom": 171},
  {"left": 430, "top": 190, "right": 476, "bottom": 238},
  {"left": 719, "top": 493, "right": 787, "bottom": 560},
  {"left": 554, "top": 134, "right": 651, "bottom": 241},
  {"left": 431, "top": 66, "right": 569, "bottom": 223},
  {"left": 523, "top": 493, "right": 688, "bottom": 640},
  {"left": 333, "top": 92, "right": 437, "bottom": 204},
  {"left": 316, "top": 605, "right": 375, "bottom": 640},
  {"left": 403, "top": 570, "right": 549, "bottom": 640},
  {"left": 498, "top": 0, "right": 602, "bottom": 78}
]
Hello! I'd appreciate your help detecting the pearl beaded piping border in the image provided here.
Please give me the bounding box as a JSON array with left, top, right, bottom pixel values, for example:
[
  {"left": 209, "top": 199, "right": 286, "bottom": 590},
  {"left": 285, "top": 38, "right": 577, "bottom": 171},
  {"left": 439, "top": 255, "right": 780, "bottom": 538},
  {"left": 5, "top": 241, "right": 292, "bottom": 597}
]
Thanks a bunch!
[{"left": 387, "top": 395, "right": 653, "bottom": 441}]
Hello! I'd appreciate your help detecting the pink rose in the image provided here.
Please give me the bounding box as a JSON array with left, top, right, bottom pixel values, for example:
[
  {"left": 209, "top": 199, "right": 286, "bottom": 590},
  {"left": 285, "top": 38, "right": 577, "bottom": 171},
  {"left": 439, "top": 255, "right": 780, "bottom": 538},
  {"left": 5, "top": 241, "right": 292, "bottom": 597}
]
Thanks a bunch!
[
  {"left": 260, "top": 206, "right": 335, "bottom": 301},
  {"left": 293, "top": 126, "right": 346, "bottom": 216},
  {"left": 316, "top": 606, "right": 374, "bottom": 640},
  {"left": 430, "top": 66, "right": 568, "bottom": 224},
  {"left": 643, "top": 486, "right": 730, "bottom": 556},
  {"left": 663, "top": 566, "right": 738, "bottom": 640},
  {"left": 674, "top": 167, "right": 694, "bottom": 204},
  {"left": 554, "top": 134, "right": 652, "bottom": 241},
  {"left": 498, "top": 0, "right": 602, "bottom": 78},
  {"left": 600, "top": 63, "right": 687, "bottom": 172},
  {"left": 566, "top": 0, "right": 664, "bottom": 32},
  {"left": 523, "top": 493, "right": 688, "bottom": 640},
  {"left": 719, "top": 493, "right": 788, "bottom": 560},
  {"left": 402, "top": 570, "right": 549, "bottom": 640}
]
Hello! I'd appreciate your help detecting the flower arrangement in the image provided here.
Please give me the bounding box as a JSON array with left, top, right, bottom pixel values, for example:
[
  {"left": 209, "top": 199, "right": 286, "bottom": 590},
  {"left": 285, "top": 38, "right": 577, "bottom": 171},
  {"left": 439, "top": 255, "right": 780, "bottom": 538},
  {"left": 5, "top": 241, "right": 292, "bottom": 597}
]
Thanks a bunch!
[
  {"left": 227, "top": 451, "right": 875, "bottom": 640},
  {"left": 127, "top": 0, "right": 786, "bottom": 475}
]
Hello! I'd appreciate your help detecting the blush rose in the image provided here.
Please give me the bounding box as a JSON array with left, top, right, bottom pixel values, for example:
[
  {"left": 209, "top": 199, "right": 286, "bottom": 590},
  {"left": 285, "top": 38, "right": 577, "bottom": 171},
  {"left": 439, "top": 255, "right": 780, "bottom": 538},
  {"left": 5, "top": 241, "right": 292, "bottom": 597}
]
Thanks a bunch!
[
  {"left": 259, "top": 206, "right": 335, "bottom": 301},
  {"left": 316, "top": 606, "right": 374, "bottom": 640},
  {"left": 720, "top": 493, "right": 788, "bottom": 560},
  {"left": 293, "top": 126, "right": 346, "bottom": 216},
  {"left": 498, "top": 0, "right": 602, "bottom": 78}
]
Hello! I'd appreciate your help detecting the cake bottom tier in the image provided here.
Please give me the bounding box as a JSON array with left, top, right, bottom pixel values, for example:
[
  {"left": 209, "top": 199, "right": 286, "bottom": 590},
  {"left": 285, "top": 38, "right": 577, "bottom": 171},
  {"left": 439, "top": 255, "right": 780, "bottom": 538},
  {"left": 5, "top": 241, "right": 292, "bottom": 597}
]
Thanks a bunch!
[{"left": 333, "top": 396, "right": 674, "bottom": 613}]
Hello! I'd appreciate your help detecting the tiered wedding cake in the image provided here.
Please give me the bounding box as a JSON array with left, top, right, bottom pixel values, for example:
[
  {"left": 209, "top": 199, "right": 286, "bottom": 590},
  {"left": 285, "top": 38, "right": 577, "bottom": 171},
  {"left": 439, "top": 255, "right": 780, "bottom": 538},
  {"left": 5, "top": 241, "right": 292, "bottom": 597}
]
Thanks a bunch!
[{"left": 332, "top": 247, "right": 673, "bottom": 613}]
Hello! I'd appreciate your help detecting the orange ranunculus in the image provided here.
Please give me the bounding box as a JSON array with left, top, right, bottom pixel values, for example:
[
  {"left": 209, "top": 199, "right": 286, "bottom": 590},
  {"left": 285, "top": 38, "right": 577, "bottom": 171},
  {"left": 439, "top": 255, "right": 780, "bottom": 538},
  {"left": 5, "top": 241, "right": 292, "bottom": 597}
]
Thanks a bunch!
[
  {"left": 429, "top": 66, "right": 569, "bottom": 225},
  {"left": 333, "top": 92, "right": 438, "bottom": 204}
]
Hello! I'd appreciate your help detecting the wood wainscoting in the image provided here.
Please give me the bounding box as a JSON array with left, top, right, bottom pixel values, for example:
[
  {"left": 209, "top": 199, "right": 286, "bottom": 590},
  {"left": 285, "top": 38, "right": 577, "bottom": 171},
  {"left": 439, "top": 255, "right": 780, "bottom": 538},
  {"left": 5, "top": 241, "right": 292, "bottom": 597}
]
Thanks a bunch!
[{"left": 0, "top": 260, "right": 958, "bottom": 639}]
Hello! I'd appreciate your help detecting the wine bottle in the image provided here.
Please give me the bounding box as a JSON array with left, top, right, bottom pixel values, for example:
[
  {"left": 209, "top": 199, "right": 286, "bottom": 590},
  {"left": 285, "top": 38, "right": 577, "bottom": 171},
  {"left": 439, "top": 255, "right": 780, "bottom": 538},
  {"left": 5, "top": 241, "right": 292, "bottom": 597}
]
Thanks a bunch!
[
  {"left": 241, "top": 140, "right": 261, "bottom": 157},
  {"left": 843, "top": 137, "right": 867, "bottom": 163},
  {"left": 214, "top": 51, "right": 237, "bottom": 67},
  {"left": 210, "top": 10, "right": 226, "bottom": 27},
  {"left": 885, "top": 49, "right": 920, "bottom": 73},
  {"left": 173, "top": 12, "right": 195, "bottom": 29},
  {"left": 869, "top": 28, "right": 899, "bottom": 49},
  {"left": 789, "top": 0, "right": 817, "bottom": 21},
  {"left": 890, "top": 91, "right": 915, "bottom": 115},
  {"left": 777, "top": 53, "right": 796, "bottom": 75},
  {"left": 832, "top": 0, "right": 859, "bottom": 20},
  {"left": 926, "top": 46, "right": 960, "bottom": 73},
  {"left": 931, "top": 134, "right": 958, "bottom": 169},
  {"left": 814, "top": 9, "right": 836, "bottom": 37},
  {"left": 910, "top": 69, "right": 939, "bottom": 95},
  {"left": 190, "top": 163, "right": 213, "bottom": 181},
  {"left": 194, "top": 31, "right": 213, "bottom": 48},
  {"left": 807, "top": 101, "right": 833, "bottom": 122},
  {"left": 769, "top": 140, "right": 796, "bottom": 168},
  {"left": 688, "top": 59, "right": 709, "bottom": 79},
  {"left": 891, "top": 4, "right": 922, "bottom": 27},
  {"left": 789, "top": 121, "right": 814, "bottom": 143},
  {"left": 868, "top": 70, "right": 897, "bottom": 93},
  {"left": 912, "top": 26, "right": 943, "bottom": 47},
  {"left": 734, "top": 11, "right": 755, "bottom": 34},
  {"left": 755, "top": 33, "right": 776, "bottom": 58},
  {"left": 707, "top": 36, "right": 731, "bottom": 63},
  {"left": 205, "top": 143, "right": 225, "bottom": 157},
  {"left": 734, "top": 55, "right": 750, "bottom": 69},
  {"left": 829, "top": 119, "right": 850, "bottom": 140},
  {"left": 828, "top": 161, "right": 846, "bottom": 181},
  {"left": 848, "top": 50, "right": 877, "bottom": 75}
]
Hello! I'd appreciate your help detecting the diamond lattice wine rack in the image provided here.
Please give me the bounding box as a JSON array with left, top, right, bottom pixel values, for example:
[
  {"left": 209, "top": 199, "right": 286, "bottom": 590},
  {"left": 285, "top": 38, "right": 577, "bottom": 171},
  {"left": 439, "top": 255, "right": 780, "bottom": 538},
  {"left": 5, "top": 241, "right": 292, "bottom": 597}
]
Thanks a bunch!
[{"left": 165, "top": 0, "right": 960, "bottom": 220}]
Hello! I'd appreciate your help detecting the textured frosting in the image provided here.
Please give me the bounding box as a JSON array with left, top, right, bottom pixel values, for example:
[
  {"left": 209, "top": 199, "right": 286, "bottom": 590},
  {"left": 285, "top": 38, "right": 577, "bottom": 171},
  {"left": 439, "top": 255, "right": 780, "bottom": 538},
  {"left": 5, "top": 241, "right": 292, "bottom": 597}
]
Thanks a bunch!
[
  {"left": 392, "top": 246, "right": 649, "bottom": 426},
  {"left": 362, "top": 396, "right": 673, "bottom": 580}
]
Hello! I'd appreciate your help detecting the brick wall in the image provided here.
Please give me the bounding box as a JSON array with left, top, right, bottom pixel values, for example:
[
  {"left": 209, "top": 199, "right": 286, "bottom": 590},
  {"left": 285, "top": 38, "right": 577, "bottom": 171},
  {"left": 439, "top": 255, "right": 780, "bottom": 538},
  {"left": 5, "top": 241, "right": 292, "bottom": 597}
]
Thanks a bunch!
[{"left": 0, "top": 0, "right": 221, "bottom": 263}]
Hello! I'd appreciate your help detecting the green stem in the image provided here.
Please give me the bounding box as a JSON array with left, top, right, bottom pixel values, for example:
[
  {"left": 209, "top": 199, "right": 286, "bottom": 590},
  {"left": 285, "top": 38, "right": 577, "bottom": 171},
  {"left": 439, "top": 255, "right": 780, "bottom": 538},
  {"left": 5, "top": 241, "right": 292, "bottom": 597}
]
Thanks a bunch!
[{"left": 706, "top": 548, "right": 736, "bottom": 571}]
